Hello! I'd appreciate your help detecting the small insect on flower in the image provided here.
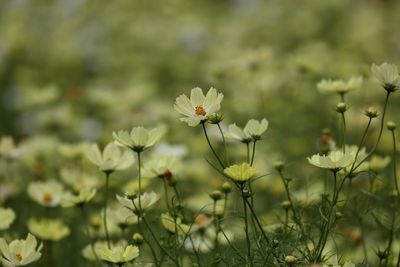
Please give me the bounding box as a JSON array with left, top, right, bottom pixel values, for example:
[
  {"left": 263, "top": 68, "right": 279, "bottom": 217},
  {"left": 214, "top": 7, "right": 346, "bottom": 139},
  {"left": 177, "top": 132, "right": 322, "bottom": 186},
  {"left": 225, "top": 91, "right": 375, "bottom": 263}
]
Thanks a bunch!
[
  {"left": 174, "top": 87, "right": 224, "bottom": 126},
  {"left": 113, "top": 126, "right": 163, "bottom": 153},
  {"left": 371, "top": 63, "right": 400, "bottom": 92},
  {"left": 0, "top": 233, "right": 42, "bottom": 267},
  {"left": 85, "top": 142, "right": 134, "bottom": 173}
]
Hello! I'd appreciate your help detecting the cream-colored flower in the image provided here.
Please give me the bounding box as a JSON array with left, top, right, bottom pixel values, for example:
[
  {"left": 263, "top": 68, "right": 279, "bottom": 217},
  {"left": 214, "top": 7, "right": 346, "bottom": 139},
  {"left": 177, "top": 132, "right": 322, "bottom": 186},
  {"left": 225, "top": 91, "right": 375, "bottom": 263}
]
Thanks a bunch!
[
  {"left": 60, "top": 167, "right": 100, "bottom": 191},
  {"left": 161, "top": 213, "right": 191, "bottom": 235},
  {"left": 244, "top": 119, "right": 269, "bottom": 140},
  {"left": 371, "top": 63, "right": 400, "bottom": 92},
  {"left": 116, "top": 192, "right": 160, "bottom": 213},
  {"left": 61, "top": 188, "right": 96, "bottom": 208},
  {"left": 58, "top": 142, "right": 88, "bottom": 159},
  {"left": 224, "top": 163, "right": 256, "bottom": 182},
  {"left": 308, "top": 150, "right": 354, "bottom": 171},
  {"left": 27, "top": 180, "right": 65, "bottom": 207},
  {"left": 113, "top": 127, "right": 163, "bottom": 152},
  {"left": 109, "top": 206, "right": 139, "bottom": 228},
  {"left": 317, "top": 76, "right": 363, "bottom": 95},
  {"left": 227, "top": 123, "right": 252, "bottom": 143},
  {"left": 82, "top": 241, "right": 108, "bottom": 261},
  {"left": 143, "top": 153, "right": 180, "bottom": 178},
  {"left": 0, "top": 208, "right": 16, "bottom": 230},
  {"left": 368, "top": 155, "right": 391, "bottom": 173},
  {"left": 98, "top": 244, "right": 139, "bottom": 265},
  {"left": 174, "top": 87, "right": 224, "bottom": 127},
  {"left": 0, "top": 136, "right": 21, "bottom": 160},
  {"left": 27, "top": 218, "right": 70, "bottom": 242},
  {"left": 0, "top": 233, "right": 42, "bottom": 267},
  {"left": 85, "top": 142, "right": 134, "bottom": 172}
]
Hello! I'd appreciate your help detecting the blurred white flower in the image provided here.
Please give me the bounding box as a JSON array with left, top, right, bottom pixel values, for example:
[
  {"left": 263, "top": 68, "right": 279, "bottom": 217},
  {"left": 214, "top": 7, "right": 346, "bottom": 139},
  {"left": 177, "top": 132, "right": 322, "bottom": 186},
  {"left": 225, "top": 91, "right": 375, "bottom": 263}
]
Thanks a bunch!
[
  {"left": 61, "top": 187, "right": 96, "bottom": 208},
  {"left": 116, "top": 192, "right": 160, "bottom": 213},
  {"left": 371, "top": 63, "right": 400, "bottom": 92},
  {"left": 317, "top": 76, "right": 362, "bottom": 95},
  {"left": 113, "top": 127, "right": 163, "bottom": 152},
  {"left": 85, "top": 142, "right": 134, "bottom": 173},
  {"left": 0, "top": 207, "right": 16, "bottom": 230},
  {"left": 27, "top": 218, "right": 70, "bottom": 242},
  {"left": 308, "top": 150, "right": 354, "bottom": 171},
  {"left": 27, "top": 180, "right": 65, "bottom": 207},
  {"left": 0, "top": 233, "right": 42, "bottom": 267},
  {"left": 174, "top": 87, "right": 224, "bottom": 126},
  {"left": 0, "top": 136, "right": 22, "bottom": 160},
  {"left": 97, "top": 244, "right": 139, "bottom": 265},
  {"left": 244, "top": 119, "right": 269, "bottom": 140}
]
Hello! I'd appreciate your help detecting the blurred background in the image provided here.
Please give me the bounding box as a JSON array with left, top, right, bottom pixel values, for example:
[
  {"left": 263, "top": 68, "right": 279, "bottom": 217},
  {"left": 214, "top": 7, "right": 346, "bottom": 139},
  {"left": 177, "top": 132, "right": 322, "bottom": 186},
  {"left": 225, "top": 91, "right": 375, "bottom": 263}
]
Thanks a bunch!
[
  {"left": 1, "top": 0, "right": 400, "bottom": 148},
  {"left": 1, "top": 0, "right": 400, "bottom": 265}
]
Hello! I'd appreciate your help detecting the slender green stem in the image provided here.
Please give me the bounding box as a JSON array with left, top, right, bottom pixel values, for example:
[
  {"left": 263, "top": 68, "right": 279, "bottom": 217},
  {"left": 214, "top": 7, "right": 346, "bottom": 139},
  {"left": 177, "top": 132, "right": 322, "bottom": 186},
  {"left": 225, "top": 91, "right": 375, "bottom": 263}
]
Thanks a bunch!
[
  {"left": 390, "top": 129, "right": 400, "bottom": 196},
  {"left": 341, "top": 112, "right": 346, "bottom": 153},
  {"left": 141, "top": 216, "right": 180, "bottom": 267},
  {"left": 217, "top": 122, "right": 230, "bottom": 166},
  {"left": 163, "top": 179, "right": 172, "bottom": 213},
  {"left": 137, "top": 152, "right": 142, "bottom": 211},
  {"left": 212, "top": 199, "right": 221, "bottom": 266},
  {"left": 80, "top": 206, "right": 101, "bottom": 266},
  {"left": 202, "top": 121, "right": 225, "bottom": 169},
  {"left": 351, "top": 92, "right": 391, "bottom": 172},
  {"left": 241, "top": 185, "right": 253, "bottom": 267},
  {"left": 278, "top": 171, "right": 310, "bottom": 254},
  {"left": 103, "top": 172, "right": 111, "bottom": 248},
  {"left": 250, "top": 141, "right": 257, "bottom": 166},
  {"left": 316, "top": 171, "right": 339, "bottom": 261}
]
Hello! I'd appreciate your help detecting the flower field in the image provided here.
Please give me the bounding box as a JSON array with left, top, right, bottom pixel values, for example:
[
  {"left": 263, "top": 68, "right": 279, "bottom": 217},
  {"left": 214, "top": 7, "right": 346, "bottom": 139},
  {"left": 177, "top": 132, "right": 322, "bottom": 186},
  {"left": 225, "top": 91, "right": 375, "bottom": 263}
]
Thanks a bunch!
[{"left": 1, "top": 0, "right": 400, "bottom": 266}]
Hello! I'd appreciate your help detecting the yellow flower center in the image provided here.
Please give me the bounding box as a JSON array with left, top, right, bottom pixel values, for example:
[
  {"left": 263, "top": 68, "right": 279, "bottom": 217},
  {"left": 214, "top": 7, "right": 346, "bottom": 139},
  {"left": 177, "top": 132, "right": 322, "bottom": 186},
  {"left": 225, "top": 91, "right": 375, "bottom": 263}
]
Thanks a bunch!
[
  {"left": 106, "top": 156, "right": 112, "bottom": 161},
  {"left": 195, "top": 106, "right": 206, "bottom": 116},
  {"left": 15, "top": 253, "right": 23, "bottom": 262},
  {"left": 43, "top": 192, "right": 53, "bottom": 203}
]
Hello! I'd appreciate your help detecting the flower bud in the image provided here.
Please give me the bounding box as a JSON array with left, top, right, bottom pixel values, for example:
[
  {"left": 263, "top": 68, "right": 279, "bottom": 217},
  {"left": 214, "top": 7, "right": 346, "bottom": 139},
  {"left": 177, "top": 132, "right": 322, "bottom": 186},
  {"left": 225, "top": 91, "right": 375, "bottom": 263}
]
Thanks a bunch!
[
  {"left": 208, "top": 113, "right": 224, "bottom": 124},
  {"left": 365, "top": 107, "right": 378, "bottom": 118},
  {"left": 274, "top": 160, "right": 285, "bottom": 172},
  {"left": 132, "top": 233, "right": 144, "bottom": 245},
  {"left": 221, "top": 182, "right": 232, "bottom": 194},
  {"left": 336, "top": 102, "right": 347, "bottom": 113},
  {"left": 387, "top": 121, "right": 396, "bottom": 131},
  {"left": 281, "top": 200, "right": 291, "bottom": 210},
  {"left": 210, "top": 190, "right": 223, "bottom": 201}
]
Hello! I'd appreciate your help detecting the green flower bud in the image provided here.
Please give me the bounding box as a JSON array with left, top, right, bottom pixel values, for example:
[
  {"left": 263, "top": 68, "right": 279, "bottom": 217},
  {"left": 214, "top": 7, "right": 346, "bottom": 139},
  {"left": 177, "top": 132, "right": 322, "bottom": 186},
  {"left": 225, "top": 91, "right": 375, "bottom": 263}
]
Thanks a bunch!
[
  {"left": 387, "top": 121, "right": 396, "bottom": 131},
  {"left": 336, "top": 102, "right": 347, "bottom": 113}
]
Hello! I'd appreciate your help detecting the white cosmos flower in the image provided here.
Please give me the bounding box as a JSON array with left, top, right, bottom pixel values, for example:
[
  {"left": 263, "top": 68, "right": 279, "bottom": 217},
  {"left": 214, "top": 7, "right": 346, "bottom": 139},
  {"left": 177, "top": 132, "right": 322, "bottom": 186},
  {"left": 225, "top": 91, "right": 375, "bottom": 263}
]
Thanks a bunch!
[
  {"left": 27, "top": 180, "right": 65, "bottom": 207},
  {"left": 317, "top": 76, "right": 363, "bottom": 95},
  {"left": 97, "top": 244, "right": 139, "bottom": 265},
  {"left": 227, "top": 123, "right": 252, "bottom": 143},
  {"left": 116, "top": 191, "right": 160, "bottom": 213},
  {"left": 0, "top": 233, "right": 42, "bottom": 267},
  {"left": 113, "top": 127, "right": 163, "bottom": 152},
  {"left": 85, "top": 142, "right": 134, "bottom": 172},
  {"left": 61, "top": 187, "right": 96, "bottom": 208},
  {"left": 143, "top": 153, "right": 180, "bottom": 178},
  {"left": 244, "top": 118, "right": 269, "bottom": 140},
  {"left": 0, "top": 208, "right": 16, "bottom": 230},
  {"left": 27, "top": 218, "right": 70, "bottom": 242},
  {"left": 308, "top": 150, "right": 354, "bottom": 171},
  {"left": 371, "top": 63, "right": 400, "bottom": 92},
  {"left": 174, "top": 87, "right": 224, "bottom": 127}
]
